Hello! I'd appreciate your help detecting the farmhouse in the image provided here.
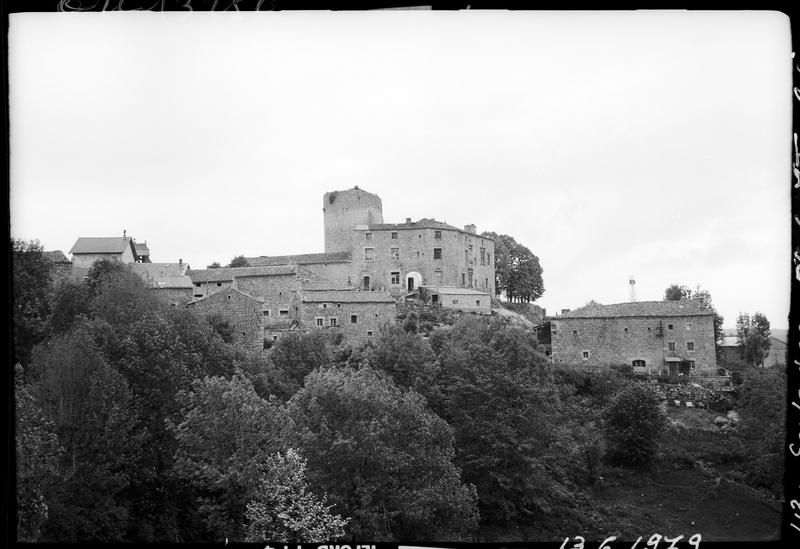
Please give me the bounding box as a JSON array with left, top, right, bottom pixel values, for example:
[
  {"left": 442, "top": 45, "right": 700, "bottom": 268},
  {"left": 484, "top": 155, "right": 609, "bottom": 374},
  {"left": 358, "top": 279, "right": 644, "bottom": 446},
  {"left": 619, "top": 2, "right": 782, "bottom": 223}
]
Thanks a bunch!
[{"left": 538, "top": 300, "right": 717, "bottom": 376}]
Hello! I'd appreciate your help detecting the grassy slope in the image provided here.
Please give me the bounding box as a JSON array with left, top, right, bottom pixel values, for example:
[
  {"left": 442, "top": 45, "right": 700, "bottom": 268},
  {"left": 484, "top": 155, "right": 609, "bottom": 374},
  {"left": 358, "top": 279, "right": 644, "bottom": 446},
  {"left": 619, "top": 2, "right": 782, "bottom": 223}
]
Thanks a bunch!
[{"left": 478, "top": 407, "right": 781, "bottom": 542}]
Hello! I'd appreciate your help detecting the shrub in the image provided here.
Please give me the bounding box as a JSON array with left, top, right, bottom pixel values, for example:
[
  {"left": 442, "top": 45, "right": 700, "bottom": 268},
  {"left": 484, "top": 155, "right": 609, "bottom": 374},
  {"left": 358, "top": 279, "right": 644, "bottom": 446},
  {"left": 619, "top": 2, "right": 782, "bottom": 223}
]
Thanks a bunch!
[{"left": 602, "top": 384, "right": 667, "bottom": 466}]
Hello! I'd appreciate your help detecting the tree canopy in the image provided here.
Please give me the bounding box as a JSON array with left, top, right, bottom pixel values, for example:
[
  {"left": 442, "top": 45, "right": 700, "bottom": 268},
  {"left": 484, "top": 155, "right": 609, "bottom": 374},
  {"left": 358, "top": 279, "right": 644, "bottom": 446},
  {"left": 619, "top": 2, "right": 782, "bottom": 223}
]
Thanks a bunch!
[
  {"left": 481, "top": 232, "right": 544, "bottom": 303},
  {"left": 736, "top": 312, "right": 771, "bottom": 368},
  {"left": 227, "top": 255, "right": 250, "bottom": 268}
]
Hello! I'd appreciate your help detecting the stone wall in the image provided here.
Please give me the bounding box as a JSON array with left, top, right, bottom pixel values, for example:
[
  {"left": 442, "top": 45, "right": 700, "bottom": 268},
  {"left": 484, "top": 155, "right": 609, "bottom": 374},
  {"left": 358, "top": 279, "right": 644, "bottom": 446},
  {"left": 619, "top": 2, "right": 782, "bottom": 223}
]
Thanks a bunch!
[
  {"left": 349, "top": 226, "right": 495, "bottom": 298},
  {"left": 299, "top": 299, "right": 396, "bottom": 346},
  {"left": 323, "top": 188, "right": 384, "bottom": 253},
  {"left": 186, "top": 289, "right": 263, "bottom": 353},
  {"left": 551, "top": 314, "right": 717, "bottom": 374},
  {"left": 155, "top": 287, "right": 193, "bottom": 306}
]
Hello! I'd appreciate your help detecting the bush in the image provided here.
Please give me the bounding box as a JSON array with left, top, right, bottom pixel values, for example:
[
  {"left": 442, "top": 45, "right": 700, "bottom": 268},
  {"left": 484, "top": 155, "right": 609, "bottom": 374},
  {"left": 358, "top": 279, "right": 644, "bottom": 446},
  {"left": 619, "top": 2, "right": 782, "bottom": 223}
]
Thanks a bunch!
[{"left": 602, "top": 384, "right": 667, "bottom": 466}]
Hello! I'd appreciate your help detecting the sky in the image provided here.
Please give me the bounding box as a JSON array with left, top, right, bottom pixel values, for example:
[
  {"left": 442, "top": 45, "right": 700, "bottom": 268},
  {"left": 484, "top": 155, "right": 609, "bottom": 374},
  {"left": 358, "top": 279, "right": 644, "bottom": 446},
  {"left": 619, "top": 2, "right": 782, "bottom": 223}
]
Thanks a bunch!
[{"left": 9, "top": 10, "right": 792, "bottom": 330}]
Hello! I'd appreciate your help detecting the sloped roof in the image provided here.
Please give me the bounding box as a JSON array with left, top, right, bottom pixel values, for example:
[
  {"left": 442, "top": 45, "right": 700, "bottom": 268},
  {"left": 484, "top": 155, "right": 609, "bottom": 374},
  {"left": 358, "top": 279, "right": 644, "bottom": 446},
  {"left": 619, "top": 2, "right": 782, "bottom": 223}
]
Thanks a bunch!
[
  {"left": 42, "top": 250, "right": 71, "bottom": 263},
  {"left": 131, "top": 262, "right": 192, "bottom": 289},
  {"left": 246, "top": 251, "right": 352, "bottom": 266},
  {"left": 69, "top": 237, "right": 138, "bottom": 256},
  {"left": 301, "top": 289, "right": 395, "bottom": 303},
  {"left": 366, "top": 218, "right": 491, "bottom": 239},
  {"left": 187, "top": 265, "right": 298, "bottom": 283},
  {"left": 134, "top": 241, "right": 150, "bottom": 255},
  {"left": 187, "top": 287, "right": 264, "bottom": 305},
  {"left": 559, "top": 300, "right": 714, "bottom": 318}
]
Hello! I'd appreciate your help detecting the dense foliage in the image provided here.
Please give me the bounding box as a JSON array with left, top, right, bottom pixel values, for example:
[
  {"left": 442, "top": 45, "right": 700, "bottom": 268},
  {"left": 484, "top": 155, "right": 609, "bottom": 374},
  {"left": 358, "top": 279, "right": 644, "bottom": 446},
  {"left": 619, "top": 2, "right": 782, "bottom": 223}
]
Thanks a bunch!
[
  {"left": 481, "top": 232, "right": 544, "bottom": 303},
  {"left": 11, "top": 241, "right": 785, "bottom": 542},
  {"left": 602, "top": 384, "right": 666, "bottom": 466},
  {"left": 736, "top": 312, "right": 772, "bottom": 368}
]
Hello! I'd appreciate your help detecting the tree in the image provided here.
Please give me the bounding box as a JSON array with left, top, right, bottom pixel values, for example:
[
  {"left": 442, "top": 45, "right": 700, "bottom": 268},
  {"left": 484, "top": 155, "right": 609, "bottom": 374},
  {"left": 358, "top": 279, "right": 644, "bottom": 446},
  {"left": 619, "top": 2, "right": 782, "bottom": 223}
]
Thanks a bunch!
[
  {"left": 481, "top": 232, "right": 544, "bottom": 303},
  {"left": 602, "top": 384, "right": 666, "bottom": 466},
  {"left": 168, "top": 374, "right": 292, "bottom": 541},
  {"left": 11, "top": 239, "right": 54, "bottom": 365},
  {"left": 288, "top": 367, "right": 478, "bottom": 540},
  {"left": 45, "top": 280, "right": 91, "bottom": 336},
  {"left": 207, "top": 262, "right": 221, "bottom": 269},
  {"left": 736, "top": 312, "right": 771, "bottom": 368},
  {"left": 428, "top": 316, "right": 569, "bottom": 526},
  {"left": 664, "top": 284, "right": 691, "bottom": 301},
  {"left": 268, "top": 331, "right": 334, "bottom": 398},
  {"left": 29, "top": 326, "right": 142, "bottom": 541},
  {"left": 228, "top": 255, "right": 250, "bottom": 268},
  {"left": 369, "top": 324, "right": 439, "bottom": 395},
  {"left": 15, "top": 365, "right": 62, "bottom": 542},
  {"left": 245, "top": 449, "right": 348, "bottom": 542}
]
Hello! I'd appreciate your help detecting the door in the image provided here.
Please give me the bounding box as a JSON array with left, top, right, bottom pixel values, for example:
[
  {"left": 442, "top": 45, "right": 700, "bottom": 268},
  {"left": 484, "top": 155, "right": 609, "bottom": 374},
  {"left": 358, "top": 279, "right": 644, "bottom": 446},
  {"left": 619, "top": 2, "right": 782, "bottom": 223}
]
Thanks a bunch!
[
  {"left": 363, "top": 276, "right": 370, "bottom": 290},
  {"left": 407, "top": 277, "right": 414, "bottom": 291}
]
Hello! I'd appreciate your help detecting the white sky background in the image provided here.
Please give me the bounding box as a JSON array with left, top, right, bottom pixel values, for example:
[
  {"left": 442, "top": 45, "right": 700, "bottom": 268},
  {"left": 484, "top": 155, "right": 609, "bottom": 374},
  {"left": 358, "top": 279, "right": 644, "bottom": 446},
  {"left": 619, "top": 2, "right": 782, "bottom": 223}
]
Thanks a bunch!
[{"left": 9, "top": 10, "right": 792, "bottom": 330}]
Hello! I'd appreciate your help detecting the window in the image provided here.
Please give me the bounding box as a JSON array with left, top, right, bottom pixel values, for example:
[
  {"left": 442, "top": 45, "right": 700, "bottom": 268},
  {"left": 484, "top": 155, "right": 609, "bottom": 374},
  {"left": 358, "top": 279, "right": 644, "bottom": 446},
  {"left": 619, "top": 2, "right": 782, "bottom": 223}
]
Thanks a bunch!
[
  {"left": 316, "top": 317, "right": 324, "bottom": 327},
  {"left": 217, "top": 282, "right": 222, "bottom": 287},
  {"left": 485, "top": 277, "right": 489, "bottom": 289},
  {"left": 364, "top": 248, "right": 374, "bottom": 261},
  {"left": 322, "top": 303, "right": 327, "bottom": 309},
  {"left": 487, "top": 253, "right": 491, "bottom": 264},
  {"left": 461, "top": 273, "right": 466, "bottom": 286},
  {"left": 194, "top": 294, "right": 203, "bottom": 298},
  {"left": 433, "top": 248, "right": 442, "bottom": 259},
  {"left": 390, "top": 232, "right": 397, "bottom": 239},
  {"left": 573, "top": 330, "right": 578, "bottom": 335},
  {"left": 687, "top": 341, "right": 695, "bottom": 351},
  {"left": 668, "top": 341, "right": 676, "bottom": 351},
  {"left": 279, "top": 309, "right": 289, "bottom": 317},
  {"left": 367, "top": 330, "right": 373, "bottom": 336},
  {"left": 480, "top": 248, "right": 486, "bottom": 265},
  {"left": 689, "top": 360, "right": 696, "bottom": 369},
  {"left": 624, "top": 327, "right": 628, "bottom": 333},
  {"left": 433, "top": 270, "right": 443, "bottom": 285},
  {"left": 468, "top": 268, "right": 473, "bottom": 288},
  {"left": 431, "top": 294, "right": 439, "bottom": 304},
  {"left": 452, "top": 299, "right": 459, "bottom": 305},
  {"left": 226, "top": 295, "right": 231, "bottom": 300},
  {"left": 363, "top": 276, "right": 370, "bottom": 290},
  {"left": 350, "top": 314, "right": 358, "bottom": 324},
  {"left": 195, "top": 282, "right": 201, "bottom": 287},
  {"left": 632, "top": 359, "right": 646, "bottom": 369},
  {"left": 686, "top": 323, "right": 692, "bottom": 331},
  {"left": 263, "top": 310, "right": 270, "bottom": 316},
  {"left": 391, "top": 247, "right": 400, "bottom": 260},
  {"left": 469, "top": 244, "right": 473, "bottom": 253},
  {"left": 582, "top": 350, "right": 589, "bottom": 360},
  {"left": 365, "top": 232, "right": 372, "bottom": 241},
  {"left": 668, "top": 324, "right": 674, "bottom": 330},
  {"left": 391, "top": 272, "right": 400, "bottom": 285},
  {"left": 434, "top": 230, "right": 442, "bottom": 239},
  {"left": 476, "top": 300, "right": 481, "bottom": 306},
  {"left": 330, "top": 318, "right": 337, "bottom": 327}
]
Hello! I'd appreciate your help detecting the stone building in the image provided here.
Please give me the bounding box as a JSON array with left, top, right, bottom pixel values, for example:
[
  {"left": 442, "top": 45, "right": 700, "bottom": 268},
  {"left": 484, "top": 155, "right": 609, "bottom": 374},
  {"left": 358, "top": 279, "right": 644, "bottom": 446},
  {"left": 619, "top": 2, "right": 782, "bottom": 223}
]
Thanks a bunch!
[
  {"left": 130, "top": 261, "right": 193, "bottom": 306},
  {"left": 69, "top": 236, "right": 139, "bottom": 268},
  {"left": 419, "top": 286, "right": 491, "bottom": 314},
  {"left": 296, "top": 288, "right": 396, "bottom": 344},
  {"left": 246, "top": 187, "right": 496, "bottom": 308},
  {"left": 185, "top": 287, "right": 265, "bottom": 353},
  {"left": 542, "top": 300, "right": 717, "bottom": 376},
  {"left": 42, "top": 250, "right": 74, "bottom": 284}
]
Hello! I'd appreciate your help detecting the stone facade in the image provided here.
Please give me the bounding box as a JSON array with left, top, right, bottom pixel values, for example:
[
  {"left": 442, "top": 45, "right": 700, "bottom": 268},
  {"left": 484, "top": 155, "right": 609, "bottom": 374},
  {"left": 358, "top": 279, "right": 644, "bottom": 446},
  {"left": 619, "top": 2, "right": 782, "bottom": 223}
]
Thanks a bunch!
[
  {"left": 186, "top": 288, "right": 264, "bottom": 353},
  {"left": 431, "top": 287, "right": 492, "bottom": 314},
  {"left": 323, "top": 187, "right": 384, "bottom": 253},
  {"left": 297, "top": 289, "right": 396, "bottom": 346},
  {"left": 548, "top": 300, "right": 717, "bottom": 376}
]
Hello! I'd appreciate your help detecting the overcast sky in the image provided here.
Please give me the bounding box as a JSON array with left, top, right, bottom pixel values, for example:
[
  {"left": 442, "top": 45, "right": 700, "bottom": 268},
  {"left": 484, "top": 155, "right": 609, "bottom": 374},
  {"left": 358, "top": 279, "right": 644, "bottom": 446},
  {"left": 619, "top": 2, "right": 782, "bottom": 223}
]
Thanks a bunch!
[{"left": 9, "top": 10, "right": 792, "bottom": 329}]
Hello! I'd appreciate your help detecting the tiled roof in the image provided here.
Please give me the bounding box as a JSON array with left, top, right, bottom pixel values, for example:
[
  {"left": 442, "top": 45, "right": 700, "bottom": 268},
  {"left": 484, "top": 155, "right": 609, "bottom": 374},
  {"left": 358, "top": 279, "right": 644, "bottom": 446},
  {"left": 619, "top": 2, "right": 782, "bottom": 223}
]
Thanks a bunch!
[
  {"left": 70, "top": 237, "right": 135, "bottom": 255},
  {"left": 131, "top": 262, "right": 192, "bottom": 289},
  {"left": 134, "top": 242, "right": 150, "bottom": 255},
  {"left": 187, "top": 265, "right": 298, "bottom": 283},
  {"left": 187, "top": 287, "right": 264, "bottom": 305},
  {"left": 301, "top": 289, "right": 395, "bottom": 303},
  {"left": 42, "top": 250, "right": 71, "bottom": 263},
  {"left": 559, "top": 300, "right": 714, "bottom": 318},
  {"left": 246, "top": 251, "right": 352, "bottom": 266},
  {"left": 365, "top": 218, "right": 491, "bottom": 238}
]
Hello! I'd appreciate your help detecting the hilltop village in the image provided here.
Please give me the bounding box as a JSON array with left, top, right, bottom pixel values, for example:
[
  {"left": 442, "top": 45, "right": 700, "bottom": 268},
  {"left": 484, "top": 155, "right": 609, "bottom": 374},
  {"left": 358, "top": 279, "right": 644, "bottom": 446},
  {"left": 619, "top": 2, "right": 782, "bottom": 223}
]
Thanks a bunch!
[{"left": 44, "top": 186, "right": 731, "bottom": 378}]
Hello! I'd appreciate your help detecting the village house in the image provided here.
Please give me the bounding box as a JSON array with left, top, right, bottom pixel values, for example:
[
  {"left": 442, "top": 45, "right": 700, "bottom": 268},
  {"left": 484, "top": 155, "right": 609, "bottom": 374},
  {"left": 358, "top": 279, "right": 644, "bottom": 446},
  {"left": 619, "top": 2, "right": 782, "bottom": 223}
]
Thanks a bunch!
[
  {"left": 296, "top": 288, "right": 397, "bottom": 343},
  {"left": 130, "top": 260, "right": 193, "bottom": 306},
  {"left": 185, "top": 287, "right": 265, "bottom": 353},
  {"left": 69, "top": 235, "right": 139, "bottom": 269},
  {"left": 537, "top": 300, "right": 718, "bottom": 376}
]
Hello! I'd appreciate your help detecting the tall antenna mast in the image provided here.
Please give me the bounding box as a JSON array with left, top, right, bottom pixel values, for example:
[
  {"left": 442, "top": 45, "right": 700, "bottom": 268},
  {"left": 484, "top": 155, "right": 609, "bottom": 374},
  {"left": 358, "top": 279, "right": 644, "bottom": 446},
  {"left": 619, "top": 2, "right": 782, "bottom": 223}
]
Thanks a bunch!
[{"left": 629, "top": 275, "right": 636, "bottom": 302}]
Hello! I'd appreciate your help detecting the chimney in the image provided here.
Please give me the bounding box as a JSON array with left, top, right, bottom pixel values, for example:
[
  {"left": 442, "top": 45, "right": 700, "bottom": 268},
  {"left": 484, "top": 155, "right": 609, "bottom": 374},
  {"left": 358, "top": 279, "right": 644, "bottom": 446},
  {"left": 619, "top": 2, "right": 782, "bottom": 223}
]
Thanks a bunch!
[
  {"left": 123, "top": 229, "right": 126, "bottom": 238},
  {"left": 465, "top": 224, "right": 476, "bottom": 234},
  {"left": 405, "top": 217, "right": 411, "bottom": 224},
  {"left": 179, "top": 258, "right": 182, "bottom": 266}
]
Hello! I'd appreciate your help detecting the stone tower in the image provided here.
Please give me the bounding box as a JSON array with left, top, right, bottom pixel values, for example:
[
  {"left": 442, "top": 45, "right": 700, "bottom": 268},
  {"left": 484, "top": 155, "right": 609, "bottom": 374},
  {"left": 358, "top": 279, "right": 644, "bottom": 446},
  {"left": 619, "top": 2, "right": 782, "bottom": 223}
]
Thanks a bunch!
[{"left": 323, "top": 187, "right": 384, "bottom": 253}]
